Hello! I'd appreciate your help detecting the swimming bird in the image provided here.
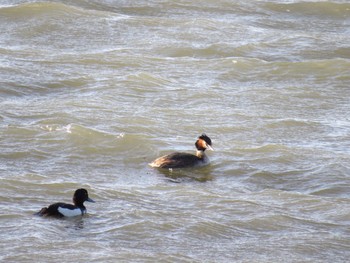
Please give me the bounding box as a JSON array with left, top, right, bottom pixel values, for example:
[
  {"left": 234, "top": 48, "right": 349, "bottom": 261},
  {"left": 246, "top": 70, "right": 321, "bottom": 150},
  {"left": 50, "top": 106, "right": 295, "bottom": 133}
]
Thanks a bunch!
[
  {"left": 149, "top": 134, "right": 213, "bottom": 169},
  {"left": 35, "top": 188, "right": 95, "bottom": 217}
]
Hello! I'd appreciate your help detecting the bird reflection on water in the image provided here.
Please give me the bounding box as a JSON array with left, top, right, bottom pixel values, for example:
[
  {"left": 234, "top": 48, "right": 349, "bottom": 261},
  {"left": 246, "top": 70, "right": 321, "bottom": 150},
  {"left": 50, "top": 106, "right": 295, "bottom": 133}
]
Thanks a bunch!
[{"left": 154, "top": 165, "right": 214, "bottom": 183}]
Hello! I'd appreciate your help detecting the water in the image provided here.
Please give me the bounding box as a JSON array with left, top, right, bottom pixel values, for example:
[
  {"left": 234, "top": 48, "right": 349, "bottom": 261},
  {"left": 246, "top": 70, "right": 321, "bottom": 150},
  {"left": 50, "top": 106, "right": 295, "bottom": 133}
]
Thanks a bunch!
[{"left": 1, "top": 0, "right": 350, "bottom": 262}]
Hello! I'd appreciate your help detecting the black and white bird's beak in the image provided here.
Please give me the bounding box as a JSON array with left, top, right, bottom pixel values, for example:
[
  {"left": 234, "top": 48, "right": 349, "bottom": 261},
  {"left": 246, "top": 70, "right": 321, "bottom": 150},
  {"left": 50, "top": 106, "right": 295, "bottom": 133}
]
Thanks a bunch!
[{"left": 87, "top": 197, "right": 95, "bottom": 203}]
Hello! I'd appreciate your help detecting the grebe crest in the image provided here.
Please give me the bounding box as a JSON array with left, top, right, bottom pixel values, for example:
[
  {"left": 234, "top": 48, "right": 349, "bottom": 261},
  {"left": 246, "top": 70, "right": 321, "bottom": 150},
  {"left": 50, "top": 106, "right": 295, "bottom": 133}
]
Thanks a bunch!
[
  {"left": 149, "top": 134, "right": 213, "bottom": 169},
  {"left": 196, "top": 134, "right": 213, "bottom": 152}
]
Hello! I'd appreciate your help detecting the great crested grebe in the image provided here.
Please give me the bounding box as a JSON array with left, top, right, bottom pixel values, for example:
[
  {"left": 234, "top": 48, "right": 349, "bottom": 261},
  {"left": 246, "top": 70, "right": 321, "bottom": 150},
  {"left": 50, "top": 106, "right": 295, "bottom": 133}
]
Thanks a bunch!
[
  {"left": 35, "top": 189, "right": 95, "bottom": 218},
  {"left": 149, "top": 134, "right": 213, "bottom": 169}
]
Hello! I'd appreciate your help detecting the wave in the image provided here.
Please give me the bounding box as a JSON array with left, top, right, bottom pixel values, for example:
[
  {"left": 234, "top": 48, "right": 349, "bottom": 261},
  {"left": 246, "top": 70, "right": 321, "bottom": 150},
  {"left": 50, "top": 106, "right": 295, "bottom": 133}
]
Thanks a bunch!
[
  {"left": 218, "top": 57, "right": 350, "bottom": 84},
  {"left": 0, "top": 1, "right": 121, "bottom": 19},
  {"left": 263, "top": 1, "right": 350, "bottom": 19}
]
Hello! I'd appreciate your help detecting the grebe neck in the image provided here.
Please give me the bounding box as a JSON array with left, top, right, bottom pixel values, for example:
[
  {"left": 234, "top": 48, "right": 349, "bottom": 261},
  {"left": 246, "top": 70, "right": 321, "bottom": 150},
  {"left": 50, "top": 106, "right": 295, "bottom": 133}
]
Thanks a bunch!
[{"left": 196, "top": 150, "right": 206, "bottom": 159}]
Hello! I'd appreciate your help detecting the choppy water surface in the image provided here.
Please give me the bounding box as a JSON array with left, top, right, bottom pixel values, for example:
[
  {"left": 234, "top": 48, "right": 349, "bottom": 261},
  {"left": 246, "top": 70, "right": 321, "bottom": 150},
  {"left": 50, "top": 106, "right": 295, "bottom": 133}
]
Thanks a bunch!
[{"left": 1, "top": 0, "right": 350, "bottom": 262}]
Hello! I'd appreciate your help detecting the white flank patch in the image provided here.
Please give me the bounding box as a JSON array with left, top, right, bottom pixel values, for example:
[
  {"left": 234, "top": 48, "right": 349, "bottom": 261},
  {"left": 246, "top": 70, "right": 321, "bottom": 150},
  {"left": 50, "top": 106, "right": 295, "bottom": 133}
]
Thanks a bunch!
[{"left": 58, "top": 207, "right": 83, "bottom": 217}]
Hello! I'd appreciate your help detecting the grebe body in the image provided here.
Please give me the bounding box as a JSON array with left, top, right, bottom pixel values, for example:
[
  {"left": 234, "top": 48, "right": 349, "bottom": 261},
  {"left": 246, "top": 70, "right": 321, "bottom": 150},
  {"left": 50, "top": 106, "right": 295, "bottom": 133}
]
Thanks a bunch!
[{"left": 149, "top": 134, "right": 213, "bottom": 169}]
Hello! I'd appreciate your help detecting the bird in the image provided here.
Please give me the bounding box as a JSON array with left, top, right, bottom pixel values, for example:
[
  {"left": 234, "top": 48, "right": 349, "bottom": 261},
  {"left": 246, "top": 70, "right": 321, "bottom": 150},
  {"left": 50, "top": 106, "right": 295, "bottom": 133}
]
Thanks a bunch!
[
  {"left": 35, "top": 188, "right": 95, "bottom": 217},
  {"left": 149, "top": 134, "right": 213, "bottom": 169}
]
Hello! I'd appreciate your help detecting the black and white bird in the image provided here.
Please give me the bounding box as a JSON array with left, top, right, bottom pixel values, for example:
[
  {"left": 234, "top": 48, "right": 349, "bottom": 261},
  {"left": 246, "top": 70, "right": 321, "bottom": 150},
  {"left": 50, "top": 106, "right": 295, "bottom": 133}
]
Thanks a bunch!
[{"left": 35, "top": 188, "right": 95, "bottom": 218}]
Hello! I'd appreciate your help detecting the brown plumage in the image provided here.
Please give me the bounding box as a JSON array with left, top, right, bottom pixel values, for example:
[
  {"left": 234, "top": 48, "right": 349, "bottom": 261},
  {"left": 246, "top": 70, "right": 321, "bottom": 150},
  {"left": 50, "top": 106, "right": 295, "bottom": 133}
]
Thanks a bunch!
[{"left": 149, "top": 134, "right": 213, "bottom": 169}]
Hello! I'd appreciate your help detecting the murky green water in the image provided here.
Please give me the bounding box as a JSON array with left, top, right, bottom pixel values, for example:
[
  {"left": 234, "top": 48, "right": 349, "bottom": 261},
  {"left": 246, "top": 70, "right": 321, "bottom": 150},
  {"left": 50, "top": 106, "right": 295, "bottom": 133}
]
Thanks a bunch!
[{"left": 1, "top": 1, "right": 350, "bottom": 262}]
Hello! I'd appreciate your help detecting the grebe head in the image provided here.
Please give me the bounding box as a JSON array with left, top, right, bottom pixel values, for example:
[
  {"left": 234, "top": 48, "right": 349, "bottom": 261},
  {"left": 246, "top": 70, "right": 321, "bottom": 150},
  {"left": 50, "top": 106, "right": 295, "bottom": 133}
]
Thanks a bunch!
[{"left": 195, "top": 134, "right": 213, "bottom": 151}]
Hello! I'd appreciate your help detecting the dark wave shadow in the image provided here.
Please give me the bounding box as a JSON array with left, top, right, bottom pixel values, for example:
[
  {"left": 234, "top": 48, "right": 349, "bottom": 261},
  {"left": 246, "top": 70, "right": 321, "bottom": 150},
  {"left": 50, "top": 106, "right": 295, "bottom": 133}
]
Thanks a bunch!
[{"left": 153, "top": 165, "right": 215, "bottom": 183}]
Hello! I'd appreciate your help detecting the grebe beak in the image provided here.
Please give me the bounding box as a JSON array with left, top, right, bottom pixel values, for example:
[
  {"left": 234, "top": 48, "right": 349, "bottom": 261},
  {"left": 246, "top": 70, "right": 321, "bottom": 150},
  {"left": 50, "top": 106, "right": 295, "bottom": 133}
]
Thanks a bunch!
[{"left": 206, "top": 144, "right": 214, "bottom": 151}]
